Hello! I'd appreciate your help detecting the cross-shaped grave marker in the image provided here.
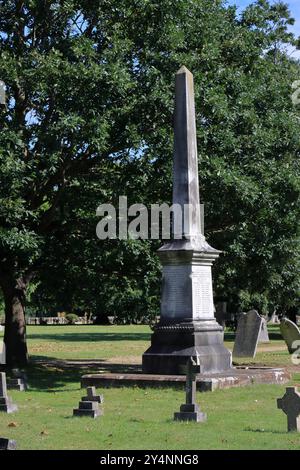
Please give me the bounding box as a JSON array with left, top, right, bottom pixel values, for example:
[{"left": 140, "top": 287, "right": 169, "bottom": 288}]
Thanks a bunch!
[
  {"left": 277, "top": 386, "right": 300, "bottom": 432},
  {"left": 174, "top": 356, "right": 206, "bottom": 422},
  {"left": 82, "top": 386, "right": 103, "bottom": 404}
]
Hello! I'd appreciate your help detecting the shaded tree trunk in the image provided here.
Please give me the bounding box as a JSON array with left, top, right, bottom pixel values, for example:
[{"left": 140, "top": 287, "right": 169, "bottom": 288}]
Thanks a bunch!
[{"left": 1, "top": 275, "right": 28, "bottom": 367}]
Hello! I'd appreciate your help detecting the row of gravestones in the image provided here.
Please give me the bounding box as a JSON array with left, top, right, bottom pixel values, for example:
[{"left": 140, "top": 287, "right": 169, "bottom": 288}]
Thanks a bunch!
[{"left": 232, "top": 310, "right": 300, "bottom": 359}]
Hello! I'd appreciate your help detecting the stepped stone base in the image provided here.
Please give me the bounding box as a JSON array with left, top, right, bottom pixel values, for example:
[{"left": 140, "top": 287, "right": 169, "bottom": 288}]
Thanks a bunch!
[
  {"left": 174, "top": 403, "right": 207, "bottom": 422},
  {"left": 142, "top": 319, "right": 232, "bottom": 375},
  {"left": 73, "top": 400, "right": 102, "bottom": 419}
]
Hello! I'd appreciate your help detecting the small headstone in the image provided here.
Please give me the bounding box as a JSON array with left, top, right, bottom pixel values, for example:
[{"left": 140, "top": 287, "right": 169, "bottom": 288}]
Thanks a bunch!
[
  {"left": 269, "top": 312, "right": 280, "bottom": 324},
  {"left": 73, "top": 387, "right": 103, "bottom": 418},
  {"left": 82, "top": 386, "right": 103, "bottom": 403},
  {"left": 7, "top": 378, "right": 26, "bottom": 392},
  {"left": 0, "top": 372, "right": 18, "bottom": 413},
  {"left": 280, "top": 318, "right": 300, "bottom": 354},
  {"left": 277, "top": 387, "right": 300, "bottom": 432},
  {"left": 0, "top": 438, "right": 17, "bottom": 450},
  {"left": 0, "top": 340, "right": 5, "bottom": 365},
  {"left": 233, "top": 310, "right": 262, "bottom": 358},
  {"left": 7, "top": 369, "right": 28, "bottom": 391},
  {"left": 174, "top": 356, "right": 206, "bottom": 423},
  {"left": 258, "top": 317, "right": 270, "bottom": 343},
  {"left": 0, "top": 325, "right": 3, "bottom": 332}
]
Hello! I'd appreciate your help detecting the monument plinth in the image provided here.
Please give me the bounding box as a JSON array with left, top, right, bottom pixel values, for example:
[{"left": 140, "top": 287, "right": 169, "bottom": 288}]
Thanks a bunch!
[{"left": 142, "top": 66, "right": 232, "bottom": 375}]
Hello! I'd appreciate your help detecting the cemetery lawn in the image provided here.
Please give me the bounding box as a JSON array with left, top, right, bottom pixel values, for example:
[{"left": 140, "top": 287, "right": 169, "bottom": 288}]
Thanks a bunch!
[{"left": 0, "top": 325, "right": 299, "bottom": 450}]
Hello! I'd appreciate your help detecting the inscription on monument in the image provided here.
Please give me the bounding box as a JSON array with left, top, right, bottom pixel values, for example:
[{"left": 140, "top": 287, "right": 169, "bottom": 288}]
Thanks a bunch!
[
  {"left": 161, "top": 265, "right": 191, "bottom": 318},
  {"left": 192, "top": 266, "right": 213, "bottom": 319}
]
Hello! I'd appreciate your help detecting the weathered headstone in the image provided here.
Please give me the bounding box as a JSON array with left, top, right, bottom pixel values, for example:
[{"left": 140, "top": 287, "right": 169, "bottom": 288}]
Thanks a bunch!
[
  {"left": 0, "top": 340, "right": 5, "bottom": 365},
  {"left": 258, "top": 317, "right": 270, "bottom": 343},
  {"left": 233, "top": 310, "right": 262, "bottom": 358},
  {"left": 82, "top": 386, "right": 103, "bottom": 404},
  {"left": 174, "top": 357, "right": 206, "bottom": 422},
  {"left": 0, "top": 372, "right": 18, "bottom": 413},
  {"left": 280, "top": 318, "right": 300, "bottom": 354},
  {"left": 0, "top": 438, "right": 17, "bottom": 450},
  {"left": 73, "top": 387, "right": 103, "bottom": 418},
  {"left": 142, "top": 66, "right": 231, "bottom": 375},
  {"left": 277, "top": 387, "right": 300, "bottom": 432},
  {"left": 269, "top": 312, "right": 280, "bottom": 324}
]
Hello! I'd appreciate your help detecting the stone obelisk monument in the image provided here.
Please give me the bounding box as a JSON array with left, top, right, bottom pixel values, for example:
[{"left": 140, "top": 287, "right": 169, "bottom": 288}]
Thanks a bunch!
[{"left": 142, "top": 66, "right": 232, "bottom": 375}]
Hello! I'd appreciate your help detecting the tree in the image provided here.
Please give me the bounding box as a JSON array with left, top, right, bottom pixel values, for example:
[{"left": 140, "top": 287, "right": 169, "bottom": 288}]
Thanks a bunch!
[
  {"left": 0, "top": 0, "right": 234, "bottom": 365},
  {"left": 0, "top": 0, "right": 300, "bottom": 366}
]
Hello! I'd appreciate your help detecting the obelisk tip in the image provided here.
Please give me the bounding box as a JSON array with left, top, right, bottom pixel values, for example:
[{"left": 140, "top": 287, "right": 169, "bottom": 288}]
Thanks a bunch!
[{"left": 176, "top": 65, "right": 192, "bottom": 76}]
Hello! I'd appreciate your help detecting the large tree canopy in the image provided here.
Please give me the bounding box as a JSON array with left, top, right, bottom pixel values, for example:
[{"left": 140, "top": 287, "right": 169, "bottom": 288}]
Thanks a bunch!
[{"left": 0, "top": 0, "right": 300, "bottom": 366}]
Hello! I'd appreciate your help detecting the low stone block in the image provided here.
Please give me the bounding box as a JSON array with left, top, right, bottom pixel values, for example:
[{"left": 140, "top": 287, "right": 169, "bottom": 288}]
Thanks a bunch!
[
  {"left": 0, "top": 438, "right": 17, "bottom": 450},
  {"left": 174, "top": 411, "right": 206, "bottom": 422}
]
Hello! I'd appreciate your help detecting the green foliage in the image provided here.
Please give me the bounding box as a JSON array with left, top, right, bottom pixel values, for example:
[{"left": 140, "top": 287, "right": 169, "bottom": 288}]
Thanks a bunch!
[
  {"left": 0, "top": 0, "right": 300, "bottom": 323},
  {"left": 65, "top": 313, "right": 79, "bottom": 324}
]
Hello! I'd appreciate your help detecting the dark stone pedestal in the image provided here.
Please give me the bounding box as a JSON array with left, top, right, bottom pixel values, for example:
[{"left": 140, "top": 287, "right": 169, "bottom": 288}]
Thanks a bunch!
[
  {"left": 0, "top": 397, "right": 18, "bottom": 414},
  {"left": 174, "top": 403, "right": 206, "bottom": 422},
  {"left": 142, "top": 318, "right": 232, "bottom": 375},
  {"left": 73, "top": 400, "right": 102, "bottom": 418},
  {"left": 0, "top": 438, "right": 17, "bottom": 450}
]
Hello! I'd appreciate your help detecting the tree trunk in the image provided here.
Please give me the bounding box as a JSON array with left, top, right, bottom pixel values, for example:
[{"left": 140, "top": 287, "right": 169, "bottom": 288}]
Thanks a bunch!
[{"left": 1, "top": 276, "right": 28, "bottom": 368}]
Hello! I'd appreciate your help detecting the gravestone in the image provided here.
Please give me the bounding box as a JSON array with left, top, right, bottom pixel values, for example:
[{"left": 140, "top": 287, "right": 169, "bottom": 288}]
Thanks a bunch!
[
  {"left": 233, "top": 310, "right": 262, "bottom": 358},
  {"left": 269, "top": 312, "right": 280, "bottom": 324},
  {"left": 0, "top": 372, "right": 18, "bottom": 413},
  {"left": 142, "top": 66, "right": 231, "bottom": 375},
  {"left": 280, "top": 318, "right": 300, "bottom": 354},
  {"left": 277, "top": 387, "right": 300, "bottom": 432},
  {"left": 73, "top": 387, "right": 103, "bottom": 418},
  {"left": 0, "top": 438, "right": 17, "bottom": 450},
  {"left": 82, "top": 386, "right": 103, "bottom": 404},
  {"left": 258, "top": 317, "right": 270, "bottom": 343},
  {"left": 7, "top": 378, "right": 26, "bottom": 392},
  {"left": 0, "top": 340, "right": 5, "bottom": 365},
  {"left": 174, "top": 356, "right": 206, "bottom": 422}
]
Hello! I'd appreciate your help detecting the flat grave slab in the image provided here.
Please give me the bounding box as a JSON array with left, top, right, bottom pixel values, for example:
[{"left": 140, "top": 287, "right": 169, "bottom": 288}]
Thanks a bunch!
[{"left": 81, "top": 366, "right": 290, "bottom": 392}]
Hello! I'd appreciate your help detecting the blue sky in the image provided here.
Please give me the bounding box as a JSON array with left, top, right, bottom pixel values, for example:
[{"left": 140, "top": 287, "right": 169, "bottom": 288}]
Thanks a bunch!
[{"left": 227, "top": 0, "right": 300, "bottom": 58}]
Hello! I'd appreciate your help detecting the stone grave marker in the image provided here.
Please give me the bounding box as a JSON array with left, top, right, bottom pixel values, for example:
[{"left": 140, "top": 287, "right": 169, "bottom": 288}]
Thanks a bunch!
[
  {"left": 277, "top": 387, "right": 300, "bottom": 432},
  {"left": 0, "top": 339, "right": 5, "bottom": 365},
  {"left": 233, "top": 310, "right": 262, "bottom": 358},
  {"left": 0, "top": 372, "right": 18, "bottom": 413},
  {"left": 174, "top": 356, "right": 206, "bottom": 423},
  {"left": 0, "top": 438, "right": 17, "bottom": 450},
  {"left": 7, "top": 369, "right": 27, "bottom": 392},
  {"left": 82, "top": 386, "right": 103, "bottom": 404},
  {"left": 280, "top": 318, "right": 300, "bottom": 354},
  {"left": 73, "top": 387, "right": 103, "bottom": 418},
  {"left": 258, "top": 317, "right": 270, "bottom": 343},
  {"left": 269, "top": 312, "right": 280, "bottom": 324}
]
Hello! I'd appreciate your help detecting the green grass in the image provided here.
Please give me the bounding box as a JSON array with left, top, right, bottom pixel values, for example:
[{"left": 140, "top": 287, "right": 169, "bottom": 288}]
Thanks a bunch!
[{"left": 0, "top": 325, "right": 299, "bottom": 450}]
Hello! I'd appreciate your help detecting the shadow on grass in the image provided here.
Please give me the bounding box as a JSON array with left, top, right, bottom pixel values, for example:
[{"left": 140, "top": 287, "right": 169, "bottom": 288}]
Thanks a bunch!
[
  {"left": 224, "top": 332, "right": 283, "bottom": 342},
  {"left": 243, "top": 427, "right": 286, "bottom": 435},
  {"left": 19, "top": 357, "right": 142, "bottom": 392},
  {"left": 26, "top": 332, "right": 151, "bottom": 342}
]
